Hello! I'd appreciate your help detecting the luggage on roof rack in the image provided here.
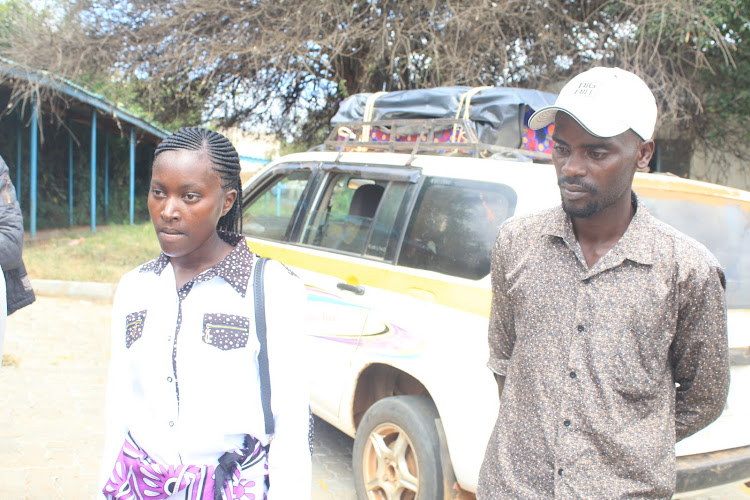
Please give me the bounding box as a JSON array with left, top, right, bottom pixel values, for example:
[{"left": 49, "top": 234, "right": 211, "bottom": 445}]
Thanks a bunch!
[
  {"left": 328, "top": 86, "right": 558, "bottom": 159},
  {"left": 325, "top": 118, "right": 551, "bottom": 161}
]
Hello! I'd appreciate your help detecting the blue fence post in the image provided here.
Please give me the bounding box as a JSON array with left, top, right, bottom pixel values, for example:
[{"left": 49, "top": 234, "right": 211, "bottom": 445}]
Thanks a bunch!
[
  {"left": 129, "top": 128, "right": 135, "bottom": 225},
  {"left": 90, "top": 108, "right": 97, "bottom": 232},
  {"left": 104, "top": 132, "right": 110, "bottom": 221},
  {"left": 29, "top": 99, "right": 38, "bottom": 238},
  {"left": 68, "top": 118, "right": 74, "bottom": 226}
]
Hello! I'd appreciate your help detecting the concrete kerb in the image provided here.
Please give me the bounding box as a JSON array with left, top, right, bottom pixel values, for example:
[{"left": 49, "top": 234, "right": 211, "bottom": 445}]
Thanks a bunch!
[{"left": 31, "top": 279, "right": 117, "bottom": 302}]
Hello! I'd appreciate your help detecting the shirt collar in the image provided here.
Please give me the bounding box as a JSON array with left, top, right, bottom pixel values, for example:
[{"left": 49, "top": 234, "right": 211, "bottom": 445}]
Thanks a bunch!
[
  {"left": 543, "top": 192, "right": 655, "bottom": 266},
  {"left": 140, "top": 231, "right": 254, "bottom": 296}
]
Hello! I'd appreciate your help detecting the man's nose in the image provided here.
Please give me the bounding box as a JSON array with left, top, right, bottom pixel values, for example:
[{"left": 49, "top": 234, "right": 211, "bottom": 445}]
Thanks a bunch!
[{"left": 560, "top": 152, "right": 587, "bottom": 177}]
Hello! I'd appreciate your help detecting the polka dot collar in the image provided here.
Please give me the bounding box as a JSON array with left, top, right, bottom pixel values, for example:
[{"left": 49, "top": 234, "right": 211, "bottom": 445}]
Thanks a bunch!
[{"left": 140, "top": 231, "right": 254, "bottom": 297}]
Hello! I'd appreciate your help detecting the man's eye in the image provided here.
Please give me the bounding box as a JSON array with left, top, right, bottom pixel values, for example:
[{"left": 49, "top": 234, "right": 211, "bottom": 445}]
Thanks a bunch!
[
  {"left": 553, "top": 144, "right": 568, "bottom": 154},
  {"left": 590, "top": 151, "right": 606, "bottom": 159}
]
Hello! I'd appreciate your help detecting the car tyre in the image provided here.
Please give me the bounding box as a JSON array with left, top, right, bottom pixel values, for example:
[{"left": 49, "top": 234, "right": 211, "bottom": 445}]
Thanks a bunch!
[{"left": 353, "top": 395, "right": 444, "bottom": 500}]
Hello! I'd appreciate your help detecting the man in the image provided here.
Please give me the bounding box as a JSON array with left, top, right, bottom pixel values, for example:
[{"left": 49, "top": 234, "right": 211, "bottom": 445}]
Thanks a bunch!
[{"left": 477, "top": 67, "right": 729, "bottom": 499}]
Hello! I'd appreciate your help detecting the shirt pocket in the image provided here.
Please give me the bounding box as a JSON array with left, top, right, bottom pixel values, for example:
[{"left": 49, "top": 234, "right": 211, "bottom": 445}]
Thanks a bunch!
[
  {"left": 612, "top": 326, "right": 667, "bottom": 401},
  {"left": 125, "top": 310, "right": 147, "bottom": 348},
  {"left": 202, "top": 313, "right": 251, "bottom": 351}
]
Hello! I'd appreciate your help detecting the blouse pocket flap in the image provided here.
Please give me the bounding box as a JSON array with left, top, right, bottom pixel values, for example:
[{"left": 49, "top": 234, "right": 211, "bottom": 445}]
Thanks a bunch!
[
  {"left": 125, "top": 310, "right": 147, "bottom": 348},
  {"left": 202, "top": 313, "right": 251, "bottom": 351}
]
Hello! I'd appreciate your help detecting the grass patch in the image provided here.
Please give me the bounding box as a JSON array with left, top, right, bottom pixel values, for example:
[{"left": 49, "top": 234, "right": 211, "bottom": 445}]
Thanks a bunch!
[{"left": 23, "top": 222, "right": 162, "bottom": 283}]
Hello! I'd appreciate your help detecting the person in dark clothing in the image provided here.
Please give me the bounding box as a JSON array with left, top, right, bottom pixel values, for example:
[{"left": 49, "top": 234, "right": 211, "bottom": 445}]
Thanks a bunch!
[{"left": 0, "top": 154, "right": 35, "bottom": 362}]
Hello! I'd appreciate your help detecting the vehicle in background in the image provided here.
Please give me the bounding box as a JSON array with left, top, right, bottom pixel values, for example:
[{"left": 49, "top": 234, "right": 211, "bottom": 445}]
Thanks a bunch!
[{"left": 241, "top": 118, "right": 750, "bottom": 499}]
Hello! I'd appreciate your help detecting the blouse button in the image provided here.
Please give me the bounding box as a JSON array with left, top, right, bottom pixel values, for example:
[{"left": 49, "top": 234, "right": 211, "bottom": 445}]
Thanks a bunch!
[
  {"left": 169, "top": 421, "right": 174, "bottom": 427},
  {"left": 167, "top": 377, "right": 173, "bottom": 383},
  {"left": 563, "top": 419, "right": 571, "bottom": 427},
  {"left": 577, "top": 324, "right": 585, "bottom": 332},
  {"left": 569, "top": 371, "right": 577, "bottom": 379}
]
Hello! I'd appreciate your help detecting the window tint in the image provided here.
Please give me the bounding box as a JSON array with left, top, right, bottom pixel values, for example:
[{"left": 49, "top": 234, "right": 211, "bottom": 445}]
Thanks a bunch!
[
  {"left": 242, "top": 170, "right": 311, "bottom": 241},
  {"left": 301, "top": 173, "right": 408, "bottom": 258},
  {"left": 399, "top": 178, "right": 517, "bottom": 279},
  {"left": 638, "top": 192, "right": 750, "bottom": 308}
]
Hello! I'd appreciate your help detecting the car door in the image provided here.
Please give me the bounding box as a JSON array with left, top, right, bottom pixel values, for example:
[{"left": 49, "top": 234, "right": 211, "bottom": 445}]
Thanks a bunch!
[{"left": 243, "top": 161, "right": 419, "bottom": 421}]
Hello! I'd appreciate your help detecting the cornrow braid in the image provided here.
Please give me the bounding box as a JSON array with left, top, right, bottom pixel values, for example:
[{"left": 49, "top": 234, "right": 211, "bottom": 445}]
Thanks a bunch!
[{"left": 154, "top": 127, "right": 243, "bottom": 233}]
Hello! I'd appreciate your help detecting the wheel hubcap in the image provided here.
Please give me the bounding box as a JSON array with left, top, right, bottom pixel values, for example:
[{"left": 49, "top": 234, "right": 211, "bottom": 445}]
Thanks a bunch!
[{"left": 362, "top": 423, "right": 419, "bottom": 499}]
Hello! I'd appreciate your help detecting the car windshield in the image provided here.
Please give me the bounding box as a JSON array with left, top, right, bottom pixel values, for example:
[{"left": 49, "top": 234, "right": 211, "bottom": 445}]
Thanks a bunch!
[{"left": 638, "top": 191, "right": 750, "bottom": 309}]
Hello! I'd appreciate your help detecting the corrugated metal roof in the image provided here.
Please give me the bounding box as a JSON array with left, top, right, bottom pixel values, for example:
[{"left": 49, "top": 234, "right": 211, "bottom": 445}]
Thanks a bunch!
[{"left": 0, "top": 56, "right": 170, "bottom": 140}]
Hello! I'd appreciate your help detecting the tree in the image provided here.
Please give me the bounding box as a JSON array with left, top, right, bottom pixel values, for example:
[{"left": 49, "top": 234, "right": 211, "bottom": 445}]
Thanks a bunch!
[
  {"left": 1, "top": 0, "right": 748, "bottom": 152},
  {"left": 0, "top": 0, "right": 204, "bottom": 131}
]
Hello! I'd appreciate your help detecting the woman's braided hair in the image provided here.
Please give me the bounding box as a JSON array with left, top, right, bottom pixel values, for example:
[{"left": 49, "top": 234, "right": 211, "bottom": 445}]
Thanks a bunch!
[{"left": 153, "top": 127, "right": 242, "bottom": 233}]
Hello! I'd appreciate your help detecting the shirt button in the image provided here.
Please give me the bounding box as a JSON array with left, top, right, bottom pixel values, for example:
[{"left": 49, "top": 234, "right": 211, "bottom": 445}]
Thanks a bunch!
[
  {"left": 558, "top": 468, "right": 563, "bottom": 476},
  {"left": 563, "top": 419, "right": 571, "bottom": 427},
  {"left": 569, "top": 371, "right": 577, "bottom": 379},
  {"left": 577, "top": 324, "right": 585, "bottom": 332},
  {"left": 167, "top": 377, "right": 173, "bottom": 383},
  {"left": 169, "top": 421, "right": 174, "bottom": 427}
]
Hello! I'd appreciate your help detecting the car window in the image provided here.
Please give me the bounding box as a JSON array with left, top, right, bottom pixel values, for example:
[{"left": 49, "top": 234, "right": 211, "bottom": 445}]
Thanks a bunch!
[
  {"left": 242, "top": 169, "right": 312, "bottom": 241},
  {"left": 300, "top": 172, "right": 409, "bottom": 258},
  {"left": 638, "top": 192, "right": 750, "bottom": 308},
  {"left": 365, "top": 182, "right": 409, "bottom": 259},
  {"left": 399, "top": 177, "right": 518, "bottom": 280}
]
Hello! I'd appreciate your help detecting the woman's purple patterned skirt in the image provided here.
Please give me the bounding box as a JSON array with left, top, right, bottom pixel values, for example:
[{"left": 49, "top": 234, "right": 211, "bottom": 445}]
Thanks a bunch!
[{"left": 103, "top": 432, "right": 268, "bottom": 500}]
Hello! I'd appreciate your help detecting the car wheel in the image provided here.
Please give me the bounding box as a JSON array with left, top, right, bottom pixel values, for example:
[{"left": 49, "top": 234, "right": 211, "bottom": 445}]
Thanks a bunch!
[{"left": 353, "top": 395, "right": 444, "bottom": 500}]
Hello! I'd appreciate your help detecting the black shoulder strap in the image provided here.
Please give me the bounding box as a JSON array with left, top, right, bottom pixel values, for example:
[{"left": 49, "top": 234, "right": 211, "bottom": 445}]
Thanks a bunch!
[{"left": 253, "top": 257, "right": 275, "bottom": 436}]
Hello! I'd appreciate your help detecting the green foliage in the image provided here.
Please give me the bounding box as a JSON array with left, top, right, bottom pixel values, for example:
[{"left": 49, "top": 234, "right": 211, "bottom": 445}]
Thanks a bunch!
[
  {"left": 0, "top": 0, "right": 31, "bottom": 38},
  {"left": 23, "top": 222, "right": 162, "bottom": 282},
  {"left": 696, "top": 1, "right": 750, "bottom": 144},
  {"left": 78, "top": 71, "right": 204, "bottom": 132}
]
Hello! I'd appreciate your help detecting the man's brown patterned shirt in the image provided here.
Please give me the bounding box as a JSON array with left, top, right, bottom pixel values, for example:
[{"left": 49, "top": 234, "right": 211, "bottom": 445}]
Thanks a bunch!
[{"left": 478, "top": 195, "right": 729, "bottom": 499}]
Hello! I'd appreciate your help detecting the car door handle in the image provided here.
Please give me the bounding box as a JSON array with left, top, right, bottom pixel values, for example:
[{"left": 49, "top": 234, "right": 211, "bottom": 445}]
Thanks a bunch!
[{"left": 337, "top": 282, "right": 365, "bottom": 295}]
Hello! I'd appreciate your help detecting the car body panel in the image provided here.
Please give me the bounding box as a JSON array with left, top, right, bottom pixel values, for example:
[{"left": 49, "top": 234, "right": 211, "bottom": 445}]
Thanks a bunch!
[{"left": 243, "top": 152, "right": 750, "bottom": 493}]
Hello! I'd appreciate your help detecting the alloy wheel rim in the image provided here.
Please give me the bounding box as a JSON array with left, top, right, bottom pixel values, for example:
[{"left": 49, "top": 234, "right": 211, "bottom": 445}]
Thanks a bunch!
[{"left": 361, "top": 422, "right": 419, "bottom": 500}]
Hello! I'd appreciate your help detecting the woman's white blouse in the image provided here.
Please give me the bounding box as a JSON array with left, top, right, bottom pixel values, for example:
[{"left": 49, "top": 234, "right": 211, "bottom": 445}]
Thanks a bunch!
[{"left": 100, "top": 240, "right": 311, "bottom": 499}]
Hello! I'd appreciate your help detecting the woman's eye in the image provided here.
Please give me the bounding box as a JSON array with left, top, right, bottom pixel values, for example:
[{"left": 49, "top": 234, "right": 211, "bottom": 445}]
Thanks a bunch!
[
  {"left": 151, "top": 189, "right": 164, "bottom": 197},
  {"left": 184, "top": 193, "right": 200, "bottom": 201}
]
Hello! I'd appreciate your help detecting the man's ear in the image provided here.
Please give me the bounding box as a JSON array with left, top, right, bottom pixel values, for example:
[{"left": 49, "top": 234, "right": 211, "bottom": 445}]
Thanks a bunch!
[
  {"left": 636, "top": 140, "right": 656, "bottom": 173},
  {"left": 222, "top": 189, "right": 238, "bottom": 216}
]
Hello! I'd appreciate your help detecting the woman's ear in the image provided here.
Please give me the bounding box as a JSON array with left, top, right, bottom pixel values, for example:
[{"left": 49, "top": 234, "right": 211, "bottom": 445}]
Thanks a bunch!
[{"left": 222, "top": 189, "right": 238, "bottom": 216}]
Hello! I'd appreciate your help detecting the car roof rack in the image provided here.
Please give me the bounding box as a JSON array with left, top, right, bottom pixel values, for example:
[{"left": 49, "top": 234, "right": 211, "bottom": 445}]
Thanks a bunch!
[{"left": 323, "top": 118, "right": 552, "bottom": 163}]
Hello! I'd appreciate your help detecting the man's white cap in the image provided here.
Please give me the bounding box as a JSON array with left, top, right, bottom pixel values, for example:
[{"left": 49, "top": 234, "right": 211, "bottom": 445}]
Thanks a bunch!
[{"left": 528, "top": 67, "right": 657, "bottom": 140}]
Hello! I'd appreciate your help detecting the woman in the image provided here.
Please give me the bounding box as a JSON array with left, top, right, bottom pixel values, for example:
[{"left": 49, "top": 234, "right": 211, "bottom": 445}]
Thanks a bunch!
[{"left": 100, "top": 127, "right": 311, "bottom": 499}]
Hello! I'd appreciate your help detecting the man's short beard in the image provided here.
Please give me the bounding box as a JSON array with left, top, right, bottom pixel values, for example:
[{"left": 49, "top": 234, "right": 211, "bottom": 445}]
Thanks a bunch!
[
  {"left": 562, "top": 199, "right": 599, "bottom": 218},
  {"left": 558, "top": 176, "right": 600, "bottom": 218}
]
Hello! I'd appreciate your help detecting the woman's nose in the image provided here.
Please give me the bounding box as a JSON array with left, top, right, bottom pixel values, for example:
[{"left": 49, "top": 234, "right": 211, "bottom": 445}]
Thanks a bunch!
[{"left": 161, "top": 197, "right": 180, "bottom": 220}]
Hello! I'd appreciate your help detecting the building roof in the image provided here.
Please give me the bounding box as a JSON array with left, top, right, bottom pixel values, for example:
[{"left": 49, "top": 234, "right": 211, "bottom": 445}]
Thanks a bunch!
[{"left": 0, "top": 56, "right": 169, "bottom": 142}]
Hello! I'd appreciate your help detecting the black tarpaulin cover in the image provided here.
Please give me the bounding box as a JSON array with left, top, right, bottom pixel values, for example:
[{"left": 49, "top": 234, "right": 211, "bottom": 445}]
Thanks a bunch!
[{"left": 331, "top": 86, "right": 558, "bottom": 150}]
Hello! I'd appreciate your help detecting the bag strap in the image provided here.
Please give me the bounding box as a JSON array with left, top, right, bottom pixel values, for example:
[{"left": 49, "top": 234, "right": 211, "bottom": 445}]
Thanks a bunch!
[{"left": 253, "top": 257, "right": 275, "bottom": 436}]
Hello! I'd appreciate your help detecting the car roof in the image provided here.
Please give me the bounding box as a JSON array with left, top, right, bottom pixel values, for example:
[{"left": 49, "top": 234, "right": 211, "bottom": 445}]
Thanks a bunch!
[{"left": 253, "top": 151, "right": 750, "bottom": 203}]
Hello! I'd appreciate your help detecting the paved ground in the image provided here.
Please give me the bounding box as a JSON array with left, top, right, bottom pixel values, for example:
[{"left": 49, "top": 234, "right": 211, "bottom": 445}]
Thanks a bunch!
[
  {"left": 0, "top": 295, "right": 356, "bottom": 499},
  {"left": 1, "top": 292, "right": 748, "bottom": 499}
]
